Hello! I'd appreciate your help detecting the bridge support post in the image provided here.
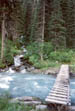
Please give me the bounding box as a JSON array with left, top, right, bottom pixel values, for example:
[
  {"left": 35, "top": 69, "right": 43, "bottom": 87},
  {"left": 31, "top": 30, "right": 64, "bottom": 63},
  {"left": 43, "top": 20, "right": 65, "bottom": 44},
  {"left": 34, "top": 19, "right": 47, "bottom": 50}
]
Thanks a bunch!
[{"left": 48, "top": 104, "right": 69, "bottom": 111}]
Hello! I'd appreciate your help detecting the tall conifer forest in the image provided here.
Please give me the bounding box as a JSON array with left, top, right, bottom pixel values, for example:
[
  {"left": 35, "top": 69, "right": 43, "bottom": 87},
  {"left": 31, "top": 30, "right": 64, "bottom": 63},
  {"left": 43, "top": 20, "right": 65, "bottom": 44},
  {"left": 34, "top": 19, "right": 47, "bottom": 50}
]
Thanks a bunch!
[{"left": 0, "top": 0, "right": 75, "bottom": 69}]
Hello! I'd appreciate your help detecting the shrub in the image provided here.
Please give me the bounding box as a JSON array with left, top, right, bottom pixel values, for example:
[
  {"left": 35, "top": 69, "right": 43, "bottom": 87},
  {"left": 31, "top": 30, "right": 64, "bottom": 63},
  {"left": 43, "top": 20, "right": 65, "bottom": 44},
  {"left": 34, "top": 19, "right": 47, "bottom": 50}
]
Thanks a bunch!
[
  {"left": 34, "top": 60, "right": 59, "bottom": 69},
  {"left": 24, "top": 42, "right": 75, "bottom": 69},
  {"left": 0, "top": 95, "right": 35, "bottom": 111},
  {"left": 4, "top": 52, "right": 14, "bottom": 65},
  {"left": 26, "top": 42, "right": 40, "bottom": 56},
  {"left": 43, "top": 42, "right": 54, "bottom": 59},
  {"left": 49, "top": 50, "right": 73, "bottom": 63},
  {"left": 26, "top": 42, "right": 54, "bottom": 61},
  {"left": 0, "top": 61, "right": 6, "bottom": 68},
  {"left": 29, "top": 55, "right": 39, "bottom": 63},
  {"left": 11, "top": 47, "right": 21, "bottom": 56}
]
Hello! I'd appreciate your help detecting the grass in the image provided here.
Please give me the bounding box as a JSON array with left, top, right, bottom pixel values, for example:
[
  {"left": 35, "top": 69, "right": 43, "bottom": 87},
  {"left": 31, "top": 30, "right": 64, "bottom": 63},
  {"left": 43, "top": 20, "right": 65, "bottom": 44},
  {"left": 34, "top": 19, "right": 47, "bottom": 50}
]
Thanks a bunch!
[{"left": 0, "top": 96, "right": 35, "bottom": 111}]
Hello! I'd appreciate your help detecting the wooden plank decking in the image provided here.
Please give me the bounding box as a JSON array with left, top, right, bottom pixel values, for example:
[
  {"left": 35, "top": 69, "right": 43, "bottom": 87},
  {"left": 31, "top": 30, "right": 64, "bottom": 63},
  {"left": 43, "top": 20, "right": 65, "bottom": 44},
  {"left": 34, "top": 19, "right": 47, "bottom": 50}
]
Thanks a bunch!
[{"left": 45, "top": 65, "right": 71, "bottom": 111}]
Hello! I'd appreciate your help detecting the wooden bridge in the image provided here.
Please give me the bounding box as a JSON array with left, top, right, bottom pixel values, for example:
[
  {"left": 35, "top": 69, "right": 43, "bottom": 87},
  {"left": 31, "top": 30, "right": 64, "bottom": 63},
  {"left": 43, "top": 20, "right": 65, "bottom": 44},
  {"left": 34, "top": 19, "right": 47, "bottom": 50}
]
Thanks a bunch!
[{"left": 45, "top": 65, "right": 71, "bottom": 111}]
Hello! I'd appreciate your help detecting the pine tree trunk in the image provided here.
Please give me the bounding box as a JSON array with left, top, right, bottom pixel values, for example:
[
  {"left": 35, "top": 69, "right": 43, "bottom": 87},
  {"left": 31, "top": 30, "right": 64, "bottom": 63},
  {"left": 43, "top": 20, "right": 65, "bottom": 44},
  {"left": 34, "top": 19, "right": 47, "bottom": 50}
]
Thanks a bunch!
[
  {"left": 1, "top": 11, "right": 5, "bottom": 61},
  {"left": 40, "top": 0, "right": 45, "bottom": 61}
]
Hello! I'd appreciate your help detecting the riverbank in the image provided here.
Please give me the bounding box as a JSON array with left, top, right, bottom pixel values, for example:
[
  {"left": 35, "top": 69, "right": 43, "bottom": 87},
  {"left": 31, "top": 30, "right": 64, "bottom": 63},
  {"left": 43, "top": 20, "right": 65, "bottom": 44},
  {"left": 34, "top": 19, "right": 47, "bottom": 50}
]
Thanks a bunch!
[
  {"left": 0, "top": 95, "right": 75, "bottom": 111},
  {"left": 28, "top": 66, "right": 75, "bottom": 77},
  {"left": 4, "top": 96, "right": 75, "bottom": 111},
  {"left": 27, "top": 67, "right": 59, "bottom": 75},
  {"left": 11, "top": 96, "right": 75, "bottom": 111},
  {"left": 1, "top": 64, "right": 75, "bottom": 77}
]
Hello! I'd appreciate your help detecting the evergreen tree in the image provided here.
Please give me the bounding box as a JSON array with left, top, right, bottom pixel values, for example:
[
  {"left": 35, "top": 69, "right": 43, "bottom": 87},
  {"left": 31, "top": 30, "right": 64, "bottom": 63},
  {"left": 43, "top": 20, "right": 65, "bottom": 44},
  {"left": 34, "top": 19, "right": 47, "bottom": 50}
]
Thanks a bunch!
[
  {"left": 66, "top": 0, "right": 74, "bottom": 48},
  {"left": 30, "top": 0, "right": 39, "bottom": 42},
  {"left": 62, "top": 0, "right": 75, "bottom": 48},
  {"left": 16, "top": 0, "right": 28, "bottom": 42},
  {"left": 49, "top": 0, "right": 67, "bottom": 50},
  {"left": 70, "top": 0, "right": 75, "bottom": 48}
]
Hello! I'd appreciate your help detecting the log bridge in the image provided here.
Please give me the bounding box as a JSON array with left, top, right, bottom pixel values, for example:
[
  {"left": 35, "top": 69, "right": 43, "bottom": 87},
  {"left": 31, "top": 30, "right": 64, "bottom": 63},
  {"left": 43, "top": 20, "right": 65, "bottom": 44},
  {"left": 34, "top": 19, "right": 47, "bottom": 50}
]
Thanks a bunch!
[{"left": 45, "top": 65, "right": 71, "bottom": 111}]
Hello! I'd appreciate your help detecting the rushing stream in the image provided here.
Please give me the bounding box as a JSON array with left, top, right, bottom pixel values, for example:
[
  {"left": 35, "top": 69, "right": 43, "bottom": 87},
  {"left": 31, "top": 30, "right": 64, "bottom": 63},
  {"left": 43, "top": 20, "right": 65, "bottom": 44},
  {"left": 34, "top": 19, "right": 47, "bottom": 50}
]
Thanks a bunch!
[
  {"left": 0, "top": 73, "right": 55, "bottom": 99},
  {"left": 0, "top": 72, "right": 75, "bottom": 105}
]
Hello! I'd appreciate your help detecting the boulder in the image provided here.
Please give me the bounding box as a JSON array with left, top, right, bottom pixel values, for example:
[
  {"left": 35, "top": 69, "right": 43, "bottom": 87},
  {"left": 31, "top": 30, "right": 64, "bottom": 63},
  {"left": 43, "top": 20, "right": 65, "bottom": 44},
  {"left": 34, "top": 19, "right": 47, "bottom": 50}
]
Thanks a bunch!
[
  {"left": 20, "top": 101, "right": 42, "bottom": 105},
  {"left": 36, "top": 105, "right": 47, "bottom": 111},
  {"left": 10, "top": 96, "right": 42, "bottom": 105},
  {"left": 27, "top": 67, "right": 35, "bottom": 72},
  {"left": 18, "top": 96, "right": 38, "bottom": 101},
  {"left": 45, "top": 68, "right": 59, "bottom": 75},
  {"left": 20, "top": 66, "right": 26, "bottom": 71}
]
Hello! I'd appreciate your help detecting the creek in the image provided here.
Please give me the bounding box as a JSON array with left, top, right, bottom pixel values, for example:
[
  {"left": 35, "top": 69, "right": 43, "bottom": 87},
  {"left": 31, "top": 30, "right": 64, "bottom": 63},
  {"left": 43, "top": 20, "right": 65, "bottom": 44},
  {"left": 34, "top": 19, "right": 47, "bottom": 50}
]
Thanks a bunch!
[{"left": 0, "top": 72, "right": 75, "bottom": 105}]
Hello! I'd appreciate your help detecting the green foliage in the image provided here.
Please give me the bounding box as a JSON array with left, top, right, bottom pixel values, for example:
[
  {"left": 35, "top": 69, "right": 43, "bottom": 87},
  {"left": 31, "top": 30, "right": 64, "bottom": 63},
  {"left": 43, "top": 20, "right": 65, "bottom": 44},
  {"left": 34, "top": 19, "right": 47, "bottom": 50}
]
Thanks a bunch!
[
  {"left": 30, "top": 0, "right": 40, "bottom": 42},
  {"left": 0, "top": 61, "right": 6, "bottom": 68},
  {"left": 4, "top": 40, "right": 20, "bottom": 65},
  {"left": 25, "top": 42, "right": 75, "bottom": 69},
  {"left": 29, "top": 55, "right": 39, "bottom": 63},
  {"left": 0, "top": 96, "right": 34, "bottom": 111},
  {"left": 43, "top": 42, "right": 54, "bottom": 59},
  {"left": 26, "top": 42, "right": 40, "bottom": 57},
  {"left": 25, "top": 42, "right": 54, "bottom": 61},
  {"left": 34, "top": 60, "right": 60, "bottom": 69},
  {"left": 4, "top": 46, "right": 14, "bottom": 65},
  {"left": 11, "top": 47, "right": 21, "bottom": 56},
  {"left": 0, "top": 39, "right": 21, "bottom": 67},
  {"left": 49, "top": 50, "right": 73, "bottom": 63},
  {"left": 49, "top": 0, "right": 67, "bottom": 50},
  {"left": 0, "top": 97, "right": 9, "bottom": 110}
]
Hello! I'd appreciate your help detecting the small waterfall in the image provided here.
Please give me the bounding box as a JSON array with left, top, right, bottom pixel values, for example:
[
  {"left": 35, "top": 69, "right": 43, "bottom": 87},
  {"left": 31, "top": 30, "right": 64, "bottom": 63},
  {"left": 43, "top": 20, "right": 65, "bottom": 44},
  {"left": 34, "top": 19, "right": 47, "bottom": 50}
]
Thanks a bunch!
[
  {"left": 14, "top": 54, "right": 27, "bottom": 73},
  {"left": 14, "top": 55, "right": 22, "bottom": 67},
  {"left": 7, "top": 48, "right": 27, "bottom": 74}
]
